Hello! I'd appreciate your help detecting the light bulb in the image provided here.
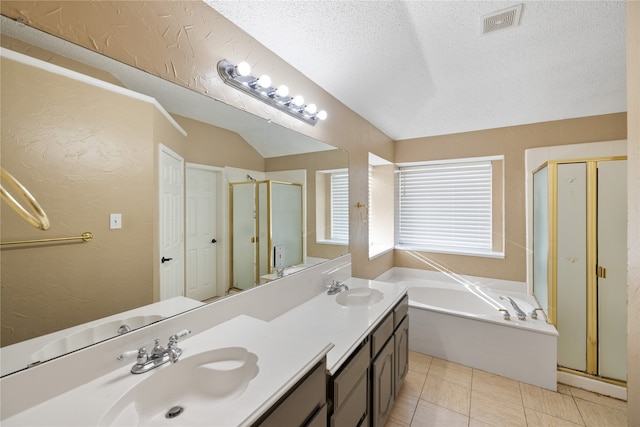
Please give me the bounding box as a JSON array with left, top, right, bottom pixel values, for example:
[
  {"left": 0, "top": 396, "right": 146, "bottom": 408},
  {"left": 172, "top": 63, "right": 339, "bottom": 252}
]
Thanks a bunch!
[
  {"left": 236, "top": 61, "right": 251, "bottom": 77},
  {"left": 292, "top": 95, "right": 304, "bottom": 107},
  {"left": 316, "top": 110, "right": 328, "bottom": 120},
  {"left": 305, "top": 104, "right": 317, "bottom": 114},
  {"left": 275, "top": 85, "right": 289, "bottom": 97},
  {"left": 257, "top": 74, "right": 271, "bottom": 88}
]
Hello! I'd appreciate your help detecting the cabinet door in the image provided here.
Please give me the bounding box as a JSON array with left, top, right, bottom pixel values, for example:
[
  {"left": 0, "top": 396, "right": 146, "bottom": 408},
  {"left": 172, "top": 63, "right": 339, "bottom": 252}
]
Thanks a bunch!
[
  {"left": 307, "top": 404, "right": 328, "bottom": 427},
  {"left": 394, "top": 316, "right": 409, "bottom": 398},
  {"left": 371, "top": 338, "right": 394, "bottom": 427}
]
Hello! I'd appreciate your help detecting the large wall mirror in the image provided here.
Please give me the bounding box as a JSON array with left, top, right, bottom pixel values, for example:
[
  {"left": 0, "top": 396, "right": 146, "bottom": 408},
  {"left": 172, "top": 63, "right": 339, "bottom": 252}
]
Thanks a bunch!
[{"left": 0, "top": 18, "right": 348, "bottom": 376}]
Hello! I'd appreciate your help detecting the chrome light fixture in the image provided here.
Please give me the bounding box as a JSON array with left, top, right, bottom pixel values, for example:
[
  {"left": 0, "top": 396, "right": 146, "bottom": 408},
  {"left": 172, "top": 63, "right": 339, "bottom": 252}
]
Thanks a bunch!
[{"left": 217, "top": 59, "right": 327, "bottom": 126}]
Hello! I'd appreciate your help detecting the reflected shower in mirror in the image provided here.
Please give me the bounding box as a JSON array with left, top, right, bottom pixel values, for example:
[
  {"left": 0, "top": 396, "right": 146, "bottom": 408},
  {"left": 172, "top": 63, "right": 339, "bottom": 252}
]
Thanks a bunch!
[{"left": 0, "top": 18, "right": 348, "bottom": 376}]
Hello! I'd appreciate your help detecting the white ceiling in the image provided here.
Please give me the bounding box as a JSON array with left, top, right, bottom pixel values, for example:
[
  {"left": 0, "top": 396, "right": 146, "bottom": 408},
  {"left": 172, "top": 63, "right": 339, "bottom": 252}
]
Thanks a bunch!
[{"left": 206, "top": 1, "right": 627, "bottom": 140}]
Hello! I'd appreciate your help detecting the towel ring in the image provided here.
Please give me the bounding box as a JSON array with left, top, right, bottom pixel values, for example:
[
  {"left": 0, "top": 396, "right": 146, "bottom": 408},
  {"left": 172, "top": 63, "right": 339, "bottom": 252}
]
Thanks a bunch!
[{"left": 0, "top": 167, "right": 50, "bottom": 231}]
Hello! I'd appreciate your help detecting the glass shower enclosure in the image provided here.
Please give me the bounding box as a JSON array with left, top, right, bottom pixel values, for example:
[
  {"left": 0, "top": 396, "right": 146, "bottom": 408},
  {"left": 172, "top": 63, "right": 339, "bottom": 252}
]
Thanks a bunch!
[
  {"left": 229, "top": 180, "right": 303, "bottom": 291},
  {"left": 532, "top": 157, "right": 627, "bottom": 385}
]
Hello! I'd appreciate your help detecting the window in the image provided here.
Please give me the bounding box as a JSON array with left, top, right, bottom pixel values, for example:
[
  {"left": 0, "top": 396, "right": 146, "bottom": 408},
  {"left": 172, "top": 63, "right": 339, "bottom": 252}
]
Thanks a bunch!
[
  {"left": 397, "top": 157, "right": 503, "bottom": 256},
  {"left": 330, "top": 171, "right": 349, "bottom": 242},
  {"left": 315, "top": 169, "right": 348, "bottom": 244}
]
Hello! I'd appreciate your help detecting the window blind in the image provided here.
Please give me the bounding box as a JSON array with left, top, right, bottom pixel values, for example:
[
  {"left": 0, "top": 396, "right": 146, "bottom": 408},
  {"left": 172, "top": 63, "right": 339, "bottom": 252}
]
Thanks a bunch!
[
  {"left": 330, "top": 172, "right": 349, "bottom": 242},
  {"left": 397, "top": 161, "right": 492, "bottom": 251}
]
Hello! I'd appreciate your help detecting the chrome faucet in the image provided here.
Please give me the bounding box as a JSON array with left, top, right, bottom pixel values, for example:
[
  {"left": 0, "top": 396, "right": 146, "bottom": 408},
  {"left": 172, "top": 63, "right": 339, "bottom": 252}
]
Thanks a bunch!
[
  {"left": 117, "top": 324, "right": 131, "bottom": 334},
  {"left": 327, "top": 280, "right": 348, "bottom": 295},
  {"left": 276, "top": 266, "right": 288, "bottom": 278},
  {"left": 118, "top": 329, "right": 191, "bottom": 374},
  {"left": 500, "top": 296, "right": 527, "bottom": 320}
]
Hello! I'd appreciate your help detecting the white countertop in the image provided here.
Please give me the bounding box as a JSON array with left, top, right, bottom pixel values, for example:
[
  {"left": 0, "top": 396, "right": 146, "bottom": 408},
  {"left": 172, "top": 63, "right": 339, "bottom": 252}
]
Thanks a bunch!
[
  {"left": 271, "top": 278, "right": 408, "bottom": 374},
  {"left": 1, "top": 297, "right": 204, "bottom": 377},
  {"left": 1, "top": 275, "right": 407, "bottom": 426},
  {"left": 1, "top": 315, "right": 332, "bottom": 427}
]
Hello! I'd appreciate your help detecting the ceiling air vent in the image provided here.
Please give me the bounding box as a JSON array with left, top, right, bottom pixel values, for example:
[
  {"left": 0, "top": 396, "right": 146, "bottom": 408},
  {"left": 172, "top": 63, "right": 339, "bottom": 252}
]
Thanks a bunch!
[{"left": 482, "top": 4, "right": 523, "bottom": 35}]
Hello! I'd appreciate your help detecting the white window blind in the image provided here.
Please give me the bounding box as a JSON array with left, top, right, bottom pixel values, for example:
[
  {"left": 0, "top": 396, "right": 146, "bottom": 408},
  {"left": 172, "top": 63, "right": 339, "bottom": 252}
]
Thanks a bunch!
[
  {"left": 397, "top": 161, "right": 492, "bottom": 252},
  {"left": 330, "top": 172, "right": 349, "bottom": 242}
]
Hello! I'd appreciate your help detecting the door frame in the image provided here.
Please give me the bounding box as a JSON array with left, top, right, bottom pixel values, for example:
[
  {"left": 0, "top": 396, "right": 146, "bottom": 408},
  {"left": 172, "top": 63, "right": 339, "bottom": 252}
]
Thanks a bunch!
[{"left": 185, "top": 163, "right": 226, "bottom": 299}]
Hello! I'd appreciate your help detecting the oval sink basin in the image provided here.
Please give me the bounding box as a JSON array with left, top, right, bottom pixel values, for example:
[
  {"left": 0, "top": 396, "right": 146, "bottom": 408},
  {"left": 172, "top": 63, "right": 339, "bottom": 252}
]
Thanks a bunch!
[
  {"left": 99, "top": 347, "right": 259, "bottom": 426},
  {"left": 335, "top": 288, "right": 384, "bottom": 307}
]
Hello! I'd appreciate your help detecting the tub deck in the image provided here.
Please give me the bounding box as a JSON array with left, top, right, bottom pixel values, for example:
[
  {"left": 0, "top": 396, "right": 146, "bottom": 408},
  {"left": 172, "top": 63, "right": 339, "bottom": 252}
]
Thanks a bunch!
[{"left": 376, "top": 268, "right": 558, "bottom": 390}]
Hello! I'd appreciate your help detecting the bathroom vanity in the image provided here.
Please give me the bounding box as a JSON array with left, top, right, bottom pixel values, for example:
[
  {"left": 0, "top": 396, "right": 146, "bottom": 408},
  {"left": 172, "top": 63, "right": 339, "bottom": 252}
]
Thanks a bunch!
[{"left": 0, "top": 255, "right": 408, "bottom": 426}]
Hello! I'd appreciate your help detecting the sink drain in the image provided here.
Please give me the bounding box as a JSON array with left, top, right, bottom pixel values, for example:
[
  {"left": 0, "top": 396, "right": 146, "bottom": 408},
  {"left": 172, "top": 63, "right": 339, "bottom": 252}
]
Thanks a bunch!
[{"left": 166, "top": 406, "right": 185, "bottom": 419}]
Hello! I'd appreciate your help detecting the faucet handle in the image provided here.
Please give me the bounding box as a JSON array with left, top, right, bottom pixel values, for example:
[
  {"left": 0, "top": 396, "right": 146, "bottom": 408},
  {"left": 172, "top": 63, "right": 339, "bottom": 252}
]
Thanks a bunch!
[
  {"left": 117, "top": 349, "right": 139, "bottom": 361},
  {"left": 168, "top": 329, "right": 191, "bottom": 346},
  {"left": 530, "top": 308, "right": 545, "bottom": 320},
  {"left": 117, "top": 347, "right": 148, "bottom": 365},
  {"left": 175, "top": 329, "right": 191, "bottom": 339}
]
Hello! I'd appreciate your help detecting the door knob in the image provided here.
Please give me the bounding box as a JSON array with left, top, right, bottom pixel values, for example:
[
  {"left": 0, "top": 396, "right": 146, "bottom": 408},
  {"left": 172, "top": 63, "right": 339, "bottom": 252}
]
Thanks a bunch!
[
  {"left": 161, "top": 257, "right": 173, "bottom": 263},
  {"left": 211, "top": 239, "right": 217, "bottom": 244}
]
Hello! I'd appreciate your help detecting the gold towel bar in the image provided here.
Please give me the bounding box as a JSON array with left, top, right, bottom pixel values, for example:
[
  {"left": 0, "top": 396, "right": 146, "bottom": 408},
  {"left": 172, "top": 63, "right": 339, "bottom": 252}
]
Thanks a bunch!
[{"left": 1, "top": 232, "right": 93, "bottom": 246}]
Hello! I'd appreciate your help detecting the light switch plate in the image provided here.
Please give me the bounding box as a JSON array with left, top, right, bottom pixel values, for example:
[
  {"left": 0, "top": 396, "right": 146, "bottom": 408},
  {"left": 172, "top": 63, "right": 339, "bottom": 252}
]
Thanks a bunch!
[{"left": 110, "top": 213, "right": 122, "bottom": 230}]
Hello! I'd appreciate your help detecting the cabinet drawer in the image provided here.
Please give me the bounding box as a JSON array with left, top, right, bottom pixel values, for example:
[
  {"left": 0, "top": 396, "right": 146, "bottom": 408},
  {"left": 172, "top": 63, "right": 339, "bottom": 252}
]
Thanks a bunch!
[
  {"left": 256, "top": 361, "right": 325, "bottom": 427},
  {"left": 371, "top": 313, "right": 393, "bottom": 357},
  {"left": 332, "top": 341, "right": 370, "bottom": 410},
  {"left": 330, "top": 371, "right": 368, "bottom": 427},
  {"left": 393, "top": 294, "right": 409, "bottom": 329}
]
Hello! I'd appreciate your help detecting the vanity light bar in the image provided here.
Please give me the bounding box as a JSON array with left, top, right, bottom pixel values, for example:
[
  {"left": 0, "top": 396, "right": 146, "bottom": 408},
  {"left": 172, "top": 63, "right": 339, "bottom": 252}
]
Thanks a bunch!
[{"left": 217, "top": 59, "right": 327, "bottom": 126}]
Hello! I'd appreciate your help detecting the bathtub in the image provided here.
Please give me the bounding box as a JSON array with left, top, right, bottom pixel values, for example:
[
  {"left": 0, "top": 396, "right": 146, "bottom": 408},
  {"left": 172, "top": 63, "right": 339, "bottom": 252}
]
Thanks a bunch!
[{"left": 376, "top": 268, "right": 558, "bottom": 390}]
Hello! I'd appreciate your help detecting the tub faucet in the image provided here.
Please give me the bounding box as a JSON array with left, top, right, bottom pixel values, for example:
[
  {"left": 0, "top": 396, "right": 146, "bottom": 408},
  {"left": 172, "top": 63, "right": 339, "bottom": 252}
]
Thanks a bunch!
[
  {"left": 327, "top": 280, "right": 349, "bottom": 295},
  {"left": 500, "top": 296, "right": 527, "bottom": 320},
  {"left": 118, "top": 329, "right": 191, "bottom": 374}
]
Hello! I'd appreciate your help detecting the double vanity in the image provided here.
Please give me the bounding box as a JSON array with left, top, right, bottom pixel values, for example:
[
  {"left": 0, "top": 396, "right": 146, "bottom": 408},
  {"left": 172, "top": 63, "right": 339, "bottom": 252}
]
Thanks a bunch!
[{"left": 0, "top": 255, "right": 409, "bottom": 426}]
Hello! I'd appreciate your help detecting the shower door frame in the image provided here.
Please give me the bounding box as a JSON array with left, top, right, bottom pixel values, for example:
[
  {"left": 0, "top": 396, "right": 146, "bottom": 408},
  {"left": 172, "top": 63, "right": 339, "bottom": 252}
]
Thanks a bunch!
[
  {"left": 228, "top": 180, "right": 304, "bottom": 291},
  {"left": 533, "top": 156, "right": 627, "bottom": 386}
]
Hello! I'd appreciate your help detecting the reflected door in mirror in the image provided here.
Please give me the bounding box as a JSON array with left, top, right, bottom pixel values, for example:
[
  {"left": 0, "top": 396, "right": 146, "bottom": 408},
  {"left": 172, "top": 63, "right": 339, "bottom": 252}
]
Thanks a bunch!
[{"left": 160, "top": 146, "right": 185, "bottom": 300}]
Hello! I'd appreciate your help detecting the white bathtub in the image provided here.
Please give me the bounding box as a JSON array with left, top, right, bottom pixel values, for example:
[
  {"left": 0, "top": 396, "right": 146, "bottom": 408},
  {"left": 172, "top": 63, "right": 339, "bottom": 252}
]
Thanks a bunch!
[{"left": 376, "top": 268, "right": 558, "bottom": 390}]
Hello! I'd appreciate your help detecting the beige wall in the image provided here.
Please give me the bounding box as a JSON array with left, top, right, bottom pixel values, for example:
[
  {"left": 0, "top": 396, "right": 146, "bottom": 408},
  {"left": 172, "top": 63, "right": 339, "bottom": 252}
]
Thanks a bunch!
[
  {"left": 267, "top": 149, "right": 349, "bottom": 261},
  {"left": 626, "top": 2, "right": 639, "bottom": 424},
  {"left": 0, "top": 0, "right": 396, "bottom": 280},
  {"left": 173, "top": 115, "right": 265, "bottom": 171},
  {"left": 0, "top": 56, "right": 160, "bottom": 346},
  {"left": 394, "top": 113, "right": 627, "bottom": 282}
]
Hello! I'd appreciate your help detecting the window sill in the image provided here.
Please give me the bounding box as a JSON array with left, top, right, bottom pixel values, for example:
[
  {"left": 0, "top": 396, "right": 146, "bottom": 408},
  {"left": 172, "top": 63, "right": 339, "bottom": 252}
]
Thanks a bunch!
[
  {"left": 316, "top": 239, "right": 348, "bottom": 246},
  {"left": 395, "top": 245, "right": 505, "bottom": 259}
]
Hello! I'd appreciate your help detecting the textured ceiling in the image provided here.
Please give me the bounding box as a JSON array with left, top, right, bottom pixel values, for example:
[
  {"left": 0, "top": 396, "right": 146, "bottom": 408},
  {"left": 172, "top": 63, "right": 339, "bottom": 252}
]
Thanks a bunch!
[{"left": 206, "top": 1, "right": 627, "bottom": 140}]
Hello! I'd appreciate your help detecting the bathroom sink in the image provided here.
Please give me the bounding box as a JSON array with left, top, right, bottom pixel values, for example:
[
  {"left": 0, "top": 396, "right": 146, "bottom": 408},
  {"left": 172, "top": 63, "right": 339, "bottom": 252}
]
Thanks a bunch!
[
  {"left": 99, "top": 347, "right": 259, "bottom": 426},
  {"left": 31, "top": 315, "right": 164, "bottom": 362},
  {"left": 335, "top": 288, "right": 384, "bottom": 307}
]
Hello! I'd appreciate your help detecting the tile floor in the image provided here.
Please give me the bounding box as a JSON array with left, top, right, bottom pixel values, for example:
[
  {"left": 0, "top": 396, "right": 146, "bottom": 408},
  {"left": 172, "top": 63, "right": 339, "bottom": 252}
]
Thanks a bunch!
[{"left": 386, "top": 351, "right": 628, "bottom": 427}]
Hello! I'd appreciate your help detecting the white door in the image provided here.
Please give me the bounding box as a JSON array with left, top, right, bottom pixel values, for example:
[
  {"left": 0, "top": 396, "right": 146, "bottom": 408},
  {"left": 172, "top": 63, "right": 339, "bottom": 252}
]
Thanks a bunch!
[
  {"left": 159, "top": 145, "right": 184, "bottom": 300},
  {"left": 186, "top": 165, "right": 219, "bottom": 301}
]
